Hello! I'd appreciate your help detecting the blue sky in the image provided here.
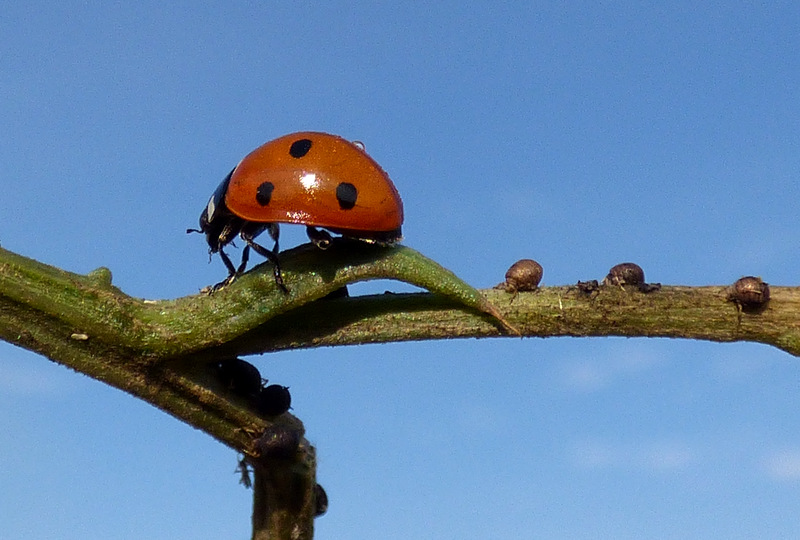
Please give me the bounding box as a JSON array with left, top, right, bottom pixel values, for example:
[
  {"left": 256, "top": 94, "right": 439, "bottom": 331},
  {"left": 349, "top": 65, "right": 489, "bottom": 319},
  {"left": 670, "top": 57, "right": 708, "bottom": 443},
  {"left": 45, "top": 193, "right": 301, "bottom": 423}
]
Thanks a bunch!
[{"left": 2, "top": 2, "right": 800, "bottom": 538}]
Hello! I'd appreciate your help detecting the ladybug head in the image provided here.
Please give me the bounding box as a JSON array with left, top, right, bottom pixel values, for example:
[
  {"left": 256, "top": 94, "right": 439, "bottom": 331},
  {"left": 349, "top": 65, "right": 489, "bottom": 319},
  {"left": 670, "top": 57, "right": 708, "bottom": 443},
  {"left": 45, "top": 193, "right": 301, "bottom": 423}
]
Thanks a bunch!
[{"left": 187, "top": 169, "right": 242, "bottom": 254}]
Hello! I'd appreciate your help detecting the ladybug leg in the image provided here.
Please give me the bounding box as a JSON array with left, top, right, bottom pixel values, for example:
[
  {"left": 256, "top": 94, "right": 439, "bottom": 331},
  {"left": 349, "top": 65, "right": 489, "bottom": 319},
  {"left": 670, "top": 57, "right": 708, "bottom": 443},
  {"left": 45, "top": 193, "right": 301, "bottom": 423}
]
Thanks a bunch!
[
  {"left": 207, "top": 244, "right": 252, "bottom": 293},
  {"left": 241, "top": 229, "right": 288, "bottom": 294},
  {"left": 306, "top": 226, "right": 333, "bottom": 250},
  {"left": 266, "top": 223, "right": 280, "bottom": 253},
  {"left": 205, "top": 247, "right": 240, "bottom": 291},
  {"left": 263, "top": 224, "right": 286, "bottom": 290},
  {"left": 218, "top": 247, "right": 238, "bottom": 277},
  {"left": 236, "top": 245, "right": 251, "bottom": 274}
]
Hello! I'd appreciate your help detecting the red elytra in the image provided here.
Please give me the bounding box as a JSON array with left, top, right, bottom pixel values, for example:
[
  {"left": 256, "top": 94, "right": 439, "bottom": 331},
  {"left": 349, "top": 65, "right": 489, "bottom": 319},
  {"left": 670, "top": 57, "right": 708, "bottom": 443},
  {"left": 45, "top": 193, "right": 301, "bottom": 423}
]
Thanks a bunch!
[
  {"left": 189, "top": 132, "right": 404, "bottom": 291},
  {"left": 229, "top": 132, "right": 403, "bottom": 236}
]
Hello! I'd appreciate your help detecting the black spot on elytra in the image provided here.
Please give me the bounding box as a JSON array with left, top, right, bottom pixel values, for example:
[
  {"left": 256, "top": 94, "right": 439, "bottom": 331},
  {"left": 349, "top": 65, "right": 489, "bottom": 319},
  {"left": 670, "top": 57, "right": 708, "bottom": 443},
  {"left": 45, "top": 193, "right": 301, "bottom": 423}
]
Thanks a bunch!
[
  {"left": 336, "top": 182, "right": 358, "bottom": 210},
  {"left": 289, "top": 138, "right": 313, "bottom": 158},
  {"left": 256, "top": 182, "right": 274, "bottom": 206}
]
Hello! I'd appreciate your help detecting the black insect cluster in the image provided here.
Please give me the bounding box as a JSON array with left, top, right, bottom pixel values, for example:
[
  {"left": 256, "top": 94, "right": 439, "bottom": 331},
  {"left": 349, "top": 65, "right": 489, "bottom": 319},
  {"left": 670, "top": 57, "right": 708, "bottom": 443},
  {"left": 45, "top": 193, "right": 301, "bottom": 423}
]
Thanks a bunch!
[{"left": 214, "top": 358, "right": 292, "bottom": 417}]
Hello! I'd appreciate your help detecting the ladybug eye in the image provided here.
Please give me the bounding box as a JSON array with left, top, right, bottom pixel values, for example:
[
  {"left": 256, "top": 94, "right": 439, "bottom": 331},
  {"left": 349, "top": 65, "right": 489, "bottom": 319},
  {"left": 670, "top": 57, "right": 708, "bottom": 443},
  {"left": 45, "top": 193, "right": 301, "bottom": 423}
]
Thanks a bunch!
[
  {"left": 336, "top": 182, "right": 358, "bottom": 209},
  {"left": 256, "top": 182, "right": 274, "bottom": 206},
  {"left": 289, "top": 138, "right": 313, "bottom": 158}
]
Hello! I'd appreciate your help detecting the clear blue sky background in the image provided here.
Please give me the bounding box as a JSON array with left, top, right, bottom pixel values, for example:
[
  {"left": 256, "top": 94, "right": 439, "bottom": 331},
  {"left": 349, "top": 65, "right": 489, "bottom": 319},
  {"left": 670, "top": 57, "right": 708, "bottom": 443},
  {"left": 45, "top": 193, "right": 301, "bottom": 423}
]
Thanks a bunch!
[{"left": 2, "top": 3, "right": 800, "bottom": 539}]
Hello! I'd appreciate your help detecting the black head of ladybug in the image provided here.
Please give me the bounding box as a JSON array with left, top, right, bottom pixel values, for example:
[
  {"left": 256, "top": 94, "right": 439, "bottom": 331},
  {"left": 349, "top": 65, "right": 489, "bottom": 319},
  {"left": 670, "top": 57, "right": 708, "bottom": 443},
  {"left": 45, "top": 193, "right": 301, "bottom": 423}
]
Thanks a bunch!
[
  {"left": 188, "top": 169, "right": 277, "bottom": 290},
  {"left": 194, "top": 169, "right": 237, "bottom": 253}
]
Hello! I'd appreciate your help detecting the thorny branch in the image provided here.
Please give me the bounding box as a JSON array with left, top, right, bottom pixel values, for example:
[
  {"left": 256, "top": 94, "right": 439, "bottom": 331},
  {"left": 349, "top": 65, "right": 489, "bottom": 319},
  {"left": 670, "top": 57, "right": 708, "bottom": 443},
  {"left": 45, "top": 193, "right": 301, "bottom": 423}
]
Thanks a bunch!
[{"left": 1, "top": 243, "right": 798, "bottom": 538}]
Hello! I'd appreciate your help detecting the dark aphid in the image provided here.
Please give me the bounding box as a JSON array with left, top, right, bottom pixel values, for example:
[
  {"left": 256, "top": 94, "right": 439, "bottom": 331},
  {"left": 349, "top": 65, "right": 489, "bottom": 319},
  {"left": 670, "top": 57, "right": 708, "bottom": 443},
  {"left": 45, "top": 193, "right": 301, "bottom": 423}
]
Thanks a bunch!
[
  {"left": 215, "top": 358, "right": 263, "bottom": 397},
  {"left": 728, "top": 276, "right": 770, "bottom": 312},
  {"left": 236, "top": 456, "right": 252, "bottom": 488},
  {"left": 495, "top": 259, "right": 543, "bottom": 293},
  {"left": 639, "top": 282, "right": 662, "bottom": 293},
  {"left": 259, "top": 384, "right": 292, "bottom": 416},
  {"left": 314, "top": 484, "right": 329, "bottom": 517},
  {"left": 576, "top": 279, "right": 600, "bottom": 294},
  {"left": 254, "top": 425, "right": 301, "bottom": 460},
  {"left": 322, "top": 285, "right": 350, "bottom": 300},
  {"left": 603, "top": 262, "right": 645, "bottom": 287},
  {"left": 602, "top": 262, "right": 661, "bottom": 292}
]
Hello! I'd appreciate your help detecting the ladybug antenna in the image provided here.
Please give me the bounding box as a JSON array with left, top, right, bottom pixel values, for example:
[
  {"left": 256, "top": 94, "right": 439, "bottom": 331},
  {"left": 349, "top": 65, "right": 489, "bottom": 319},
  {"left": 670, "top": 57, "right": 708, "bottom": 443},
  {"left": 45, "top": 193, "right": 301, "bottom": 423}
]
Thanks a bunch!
[{"left": 186, "top": 227, "right": 202, "bottom": 234}]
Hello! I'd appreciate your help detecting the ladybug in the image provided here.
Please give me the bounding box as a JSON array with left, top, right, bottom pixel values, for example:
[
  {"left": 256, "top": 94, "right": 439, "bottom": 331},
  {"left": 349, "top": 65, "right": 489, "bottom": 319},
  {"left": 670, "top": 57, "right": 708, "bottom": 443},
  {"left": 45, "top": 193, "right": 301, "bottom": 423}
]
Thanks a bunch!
[{"left": 189, "top": 132, "right": 404, "bottom": 291}]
